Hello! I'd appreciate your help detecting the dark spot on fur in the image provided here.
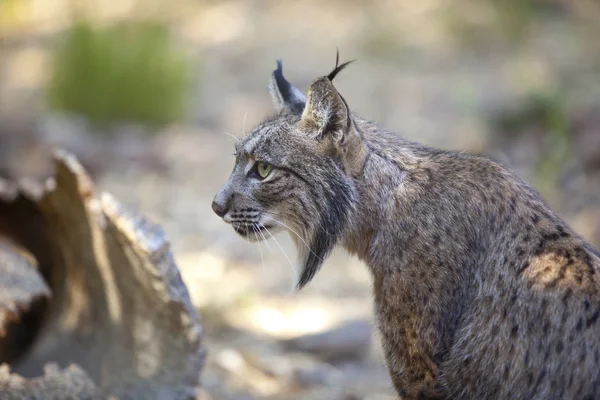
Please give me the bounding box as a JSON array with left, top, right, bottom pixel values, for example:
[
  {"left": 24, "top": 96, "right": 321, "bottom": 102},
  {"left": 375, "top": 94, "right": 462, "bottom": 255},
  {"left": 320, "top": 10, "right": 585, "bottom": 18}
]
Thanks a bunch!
[
  {"left": 491, "top": 325, "right": 499, "bottom": 336},
  {"left": 531, "top": 214, "right": 540, "bottom": 224},
  {"left": 556, "top": 341, "right": 563, "bottom": 354},
  {"left": 544, "top": 347, "right": 551, "bottom": 361},
  {"left": 510, "top": 324, "right": 519, "bottom": 337},
  {"left": 543, "top": 320, "right": 550, "bottom": 335},
  {"left": 543, "top": 232, "right": 560, "bottom": 242},
  {"left": 534, "top": 239, "right": 545, "bottom": 256},
  {"left": 527, "top": 371, "right": 534, "bottom": 385},
  {"left": 566, "top": 256, "right": 574, "bottom": 266},
  {"left": 503, "top": 362, "right": 511, "bottom": 380},
  {"left": 557, "top": 225, "right": 570, "bottom": 238},
  {"left": 586, "top": 308, "right": 600, "bottom": 328},
  {"left": 576, "top": 317, "right": 583, "bottom": 331},
  {"left": 516, "top": 261, "right": 530, "bottom": 276}
]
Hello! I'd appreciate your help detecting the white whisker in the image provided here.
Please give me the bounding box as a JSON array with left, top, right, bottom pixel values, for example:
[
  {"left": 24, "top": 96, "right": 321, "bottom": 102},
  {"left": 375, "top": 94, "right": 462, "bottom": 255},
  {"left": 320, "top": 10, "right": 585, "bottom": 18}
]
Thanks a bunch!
[
  {"left": 261, "top": 214, "right": 322, "bottom": 262},
  {"left": 262, "top": 209, "right": 337, "bottom": 238},
  {"left": 242, "top": 111, "right": 249, "bottom": 135},
  {"left": 257, "top": 222, "right": 274, "bottom": 253},
  {"left": 222, "top": 132, "right": 239, "bottom": 142},
  {"left": 251, "top": 225, "right": 266, "bottom": 274},
  {"left": 236, "top": 222, "right": 251, "bottom": 245},
  {"left": 262, "top": 223, "right": 297, "bottom": 291}
]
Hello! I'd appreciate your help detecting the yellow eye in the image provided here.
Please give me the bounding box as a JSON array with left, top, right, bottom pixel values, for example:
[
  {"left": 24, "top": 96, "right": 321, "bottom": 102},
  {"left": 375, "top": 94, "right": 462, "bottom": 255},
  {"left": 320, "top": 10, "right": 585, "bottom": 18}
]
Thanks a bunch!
[{"left": 257, "top": 162, "right": 271, "bottom": 178}]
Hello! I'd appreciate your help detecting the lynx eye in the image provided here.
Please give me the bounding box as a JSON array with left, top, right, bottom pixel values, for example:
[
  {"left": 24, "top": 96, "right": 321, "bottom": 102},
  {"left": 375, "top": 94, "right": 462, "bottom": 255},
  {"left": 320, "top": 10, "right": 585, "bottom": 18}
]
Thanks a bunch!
[{"left": 257, "top": 161, "right": 272, "bottom": 179}]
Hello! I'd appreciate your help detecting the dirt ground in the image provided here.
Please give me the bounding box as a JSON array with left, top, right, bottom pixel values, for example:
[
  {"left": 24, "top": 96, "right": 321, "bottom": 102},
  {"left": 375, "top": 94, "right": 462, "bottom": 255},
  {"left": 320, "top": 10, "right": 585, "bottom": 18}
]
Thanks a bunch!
[{"left": 1, "top": 1, "right": 599, "bottom": 399}]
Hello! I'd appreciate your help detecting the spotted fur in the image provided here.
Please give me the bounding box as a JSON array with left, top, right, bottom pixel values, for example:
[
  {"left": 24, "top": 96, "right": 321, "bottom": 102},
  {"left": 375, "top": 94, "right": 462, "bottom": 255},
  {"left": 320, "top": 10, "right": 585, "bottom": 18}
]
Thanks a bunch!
[{"left": 212, "top": 56, "right": 600, "bottom": 399}]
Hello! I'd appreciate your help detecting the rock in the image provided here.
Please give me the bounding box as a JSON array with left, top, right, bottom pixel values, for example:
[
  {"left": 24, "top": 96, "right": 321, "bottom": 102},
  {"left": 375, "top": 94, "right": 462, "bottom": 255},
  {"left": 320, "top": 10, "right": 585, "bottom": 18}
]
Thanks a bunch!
[
  {"left": 0, "top": 240, "right": 50, "bottom": 337},
  {"left": 280, "top": 319, "right": 372, "bottom": 362},
  {"left": 0, "top": 149, "right": 206, "bottom": 399},
  {"left": 0, "top": 363, "right": 101, "bottom": 400}
]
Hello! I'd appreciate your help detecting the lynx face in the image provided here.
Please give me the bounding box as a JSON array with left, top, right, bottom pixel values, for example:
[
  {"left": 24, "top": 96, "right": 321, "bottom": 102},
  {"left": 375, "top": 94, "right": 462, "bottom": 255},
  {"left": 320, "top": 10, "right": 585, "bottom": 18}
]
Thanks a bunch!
[
  {"left": 213, "top": 114, "right": 322, "bottom": 241},
  {"left": 212, "top": 59, "right": 365, "bottom": 288}
]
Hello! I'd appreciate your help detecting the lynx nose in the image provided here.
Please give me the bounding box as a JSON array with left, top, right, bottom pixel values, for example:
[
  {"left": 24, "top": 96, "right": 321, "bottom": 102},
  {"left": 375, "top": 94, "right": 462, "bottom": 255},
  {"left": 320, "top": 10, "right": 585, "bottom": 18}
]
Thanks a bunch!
[
  {"left": 213, "top": 184, "right": 233, "bottom": 218},
  {"left": 211, "top": 200, "right": 228, "bottom": 218}
]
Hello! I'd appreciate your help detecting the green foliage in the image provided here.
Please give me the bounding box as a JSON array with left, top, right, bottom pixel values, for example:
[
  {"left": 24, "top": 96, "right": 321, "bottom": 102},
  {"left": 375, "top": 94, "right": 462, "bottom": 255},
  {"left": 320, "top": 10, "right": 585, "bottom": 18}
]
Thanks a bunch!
[
  {"left": 444, "top": 0, "right": 568, "bottom": 50},
  {"left": 0, "top": 0, "right": 28, "bottom": 31},
  {"left": 490, "top": 90, "right": 572, "bottom": 201},
  {"left": 46, "top": 19, "right": 191, "bottom": 128},
  {"left": 494, "top": 0, "right": 536, "bottom": 41},
  {"left": 360, "top": 23, "right": 405, "bottom": 60},
  {"left": 0, "top": 0, "right": 22, "bottom": 6},
  {"left": 531, "top": 92, "right": 571, "bottom": 200}
]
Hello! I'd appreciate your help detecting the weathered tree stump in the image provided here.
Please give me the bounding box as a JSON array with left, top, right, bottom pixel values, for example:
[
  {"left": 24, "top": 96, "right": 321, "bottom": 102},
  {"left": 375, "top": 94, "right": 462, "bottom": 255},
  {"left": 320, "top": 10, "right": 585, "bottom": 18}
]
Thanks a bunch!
[{"left": 0, "top": 149, "right": 206, "bottom": 399}]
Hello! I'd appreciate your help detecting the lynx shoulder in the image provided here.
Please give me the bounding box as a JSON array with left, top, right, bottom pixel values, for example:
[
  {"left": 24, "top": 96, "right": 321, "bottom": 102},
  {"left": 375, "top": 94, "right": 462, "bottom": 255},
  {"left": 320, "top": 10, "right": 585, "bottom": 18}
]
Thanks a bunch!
[{"left": 212, "top": 56, "right": 600, "bottom": 399}]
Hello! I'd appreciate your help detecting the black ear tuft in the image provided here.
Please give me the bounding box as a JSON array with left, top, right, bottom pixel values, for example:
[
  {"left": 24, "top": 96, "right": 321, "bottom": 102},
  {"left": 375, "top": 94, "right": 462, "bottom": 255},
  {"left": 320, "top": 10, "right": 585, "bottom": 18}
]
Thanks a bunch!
[
  {"left": 269, "top": 59, "right": 306, "bottom": 115},
  {"left": 273, "top": 59, "right": 291, "bottom": 101},
  {"left": 327, "top": 48, "right": 355, "bottom": 82}
]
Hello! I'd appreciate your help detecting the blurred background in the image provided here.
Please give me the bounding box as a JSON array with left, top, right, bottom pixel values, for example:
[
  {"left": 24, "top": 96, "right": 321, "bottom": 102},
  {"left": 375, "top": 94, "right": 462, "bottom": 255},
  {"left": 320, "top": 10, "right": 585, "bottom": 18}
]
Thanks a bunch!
[{"left": 1, "top": 0, "right": 599, "bottom": 398}]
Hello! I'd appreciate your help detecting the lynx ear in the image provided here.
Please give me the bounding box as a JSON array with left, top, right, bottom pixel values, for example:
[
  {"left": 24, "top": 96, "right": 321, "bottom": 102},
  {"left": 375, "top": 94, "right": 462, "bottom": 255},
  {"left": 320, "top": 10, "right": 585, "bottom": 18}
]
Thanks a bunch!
[
  {"left": 269, "top": 60, "right": 306, "bottom": 115},
  {"left": 300, "top": 54, "right": 366, "bottom": 176},
  {"left": 299, "top": 55, "right": 355, "bottom": 143}
]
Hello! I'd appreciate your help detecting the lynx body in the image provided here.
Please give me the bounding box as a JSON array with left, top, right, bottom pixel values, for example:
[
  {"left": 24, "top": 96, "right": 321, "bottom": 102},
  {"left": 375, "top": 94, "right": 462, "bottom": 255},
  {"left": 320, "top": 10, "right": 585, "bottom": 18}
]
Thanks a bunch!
[{"left": 212, "top": 58, "right": 600, "bottom": 399}]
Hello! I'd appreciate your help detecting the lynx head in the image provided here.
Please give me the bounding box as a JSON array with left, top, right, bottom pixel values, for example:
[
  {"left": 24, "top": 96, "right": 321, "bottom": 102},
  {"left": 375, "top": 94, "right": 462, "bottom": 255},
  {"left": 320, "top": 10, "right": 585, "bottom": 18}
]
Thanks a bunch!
[{"left": 212, "top": 54, "right": 367, "bottom": 289}]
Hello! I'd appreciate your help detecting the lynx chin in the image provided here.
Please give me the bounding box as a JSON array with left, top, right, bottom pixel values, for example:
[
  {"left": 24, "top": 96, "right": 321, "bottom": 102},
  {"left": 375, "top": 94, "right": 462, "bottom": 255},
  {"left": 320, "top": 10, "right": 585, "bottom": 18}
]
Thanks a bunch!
[{"left": 212, "top": 54, "right": 600, "bottom": 399}]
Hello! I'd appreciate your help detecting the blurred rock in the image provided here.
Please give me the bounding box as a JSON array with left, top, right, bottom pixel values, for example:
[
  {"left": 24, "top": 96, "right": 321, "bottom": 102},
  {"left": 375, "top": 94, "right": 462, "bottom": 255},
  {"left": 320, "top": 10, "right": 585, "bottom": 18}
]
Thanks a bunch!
[
  {"left": 280, "top": 319, "right": 372, "bottom": 362},
  {"left": 0, "top": 363, "right": 101, "bottom": 400},
  {"left": 0, "top": 240, "right": 50, "bottom": 337},
  {"left": 0, "top": 239, "right": 50, "bottom": 365},
  {"left": 0, "top": 149, "right": 206, "bottom": 399},
  {"left": 292, "top": 363, "right": 342, "bottom": 388}
]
